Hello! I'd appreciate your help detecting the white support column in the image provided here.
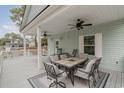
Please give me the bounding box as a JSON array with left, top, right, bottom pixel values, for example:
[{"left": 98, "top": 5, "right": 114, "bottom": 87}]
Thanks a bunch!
[
  {"left": 23, "top": 34, "right": 26, "bottom": 56},
  {"left": 37, "top": 26, "right": 42, "bottom": 71},
  {"left": 95, "top": 33, "right": 102, "bottom": 57}
]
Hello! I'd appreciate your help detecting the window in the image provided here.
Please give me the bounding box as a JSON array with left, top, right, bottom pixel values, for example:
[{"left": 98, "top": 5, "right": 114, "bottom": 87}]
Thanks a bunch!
[
  {"left": 84, "top": 35, "right": 95, "bottom": 55},
  {"left": 41, "top": 38, "right": 48, "bottom": 56}
]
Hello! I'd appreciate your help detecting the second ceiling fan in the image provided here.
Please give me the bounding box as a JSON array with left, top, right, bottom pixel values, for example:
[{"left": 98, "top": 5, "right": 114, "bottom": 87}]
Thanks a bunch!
[{"left": 41, "top": 31, "right": 51, "bottom": 38}]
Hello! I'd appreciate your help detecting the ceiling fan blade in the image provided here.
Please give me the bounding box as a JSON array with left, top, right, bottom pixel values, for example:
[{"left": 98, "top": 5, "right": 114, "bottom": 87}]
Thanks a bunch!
[
  {"left": 80, "top": 26, "right": 83, "bottom": 29},
  {"left": 68, "top": 24, "right": 75, "bottom": 26},
  {"left": 47, "top": 34, "right": 51, "bottom": 36},
  {"left": 77, "top": 28, "right": 80, "bottom": 30},
  {"left": 80, "top": 21, "right": 84, "bottom": 24},
  {"left": 81, "top": 24, "right": 92, "bottom": 26},
  {"left": 70, "top": 27, "right": 76, "bottom": 29}
]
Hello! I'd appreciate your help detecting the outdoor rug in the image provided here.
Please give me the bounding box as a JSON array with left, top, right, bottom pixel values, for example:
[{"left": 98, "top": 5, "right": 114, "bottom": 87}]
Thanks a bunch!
[{"left": 28, "top": 71, "right": 109, "bottom": 88}]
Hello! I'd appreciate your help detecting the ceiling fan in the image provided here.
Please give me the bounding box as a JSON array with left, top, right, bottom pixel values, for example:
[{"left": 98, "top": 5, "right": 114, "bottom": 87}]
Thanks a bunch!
[
  {"left": 41, "top": 31, "right": 51, "bottom": 38},
  {"left": 68, "top": 19, "right": 92, "bottom": 30}
]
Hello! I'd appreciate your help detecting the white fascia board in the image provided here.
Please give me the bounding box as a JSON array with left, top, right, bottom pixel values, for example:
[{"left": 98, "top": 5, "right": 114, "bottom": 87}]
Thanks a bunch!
[{"left": 20, "top": 5, "right": 31, "bottom": 31}]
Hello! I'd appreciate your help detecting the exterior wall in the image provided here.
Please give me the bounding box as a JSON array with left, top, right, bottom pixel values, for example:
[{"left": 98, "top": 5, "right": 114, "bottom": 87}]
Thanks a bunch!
[
  {"left": 82, "top": 19, "right": 124, "bottom": 72},
  {"left": 58, "top": 31, "right": 79, "bottom": 54},
  {"left": 48, "top": 30, "right": 79, "bottom": 55},
  {"left": 48, "top": 19, "right": 124, "bottom": 72}
]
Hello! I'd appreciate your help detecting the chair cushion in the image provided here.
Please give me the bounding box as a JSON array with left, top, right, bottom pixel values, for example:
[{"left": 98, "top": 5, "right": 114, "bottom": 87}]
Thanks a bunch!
[
  {"left": 60, "top": 54, "right": 67, "bottom": 60},
  {"left": 74, "top": 58, "right": 97, "bottom": 79},
  {"left": 44, "top": 62, "right": 61, "bottom": 75},
  {"left": 77, "top": 68, "right": 86, "bottom": 72},
  {"left": 74, "top": 70, "right": 89, "bottom": 79},
  {"left": 96, "top": 57, "right": 102, "bottom": 62},
  {"left": 79, "top": 53, "right": 88, "bottom": 59},
  {"left": 77, "top": 53, "right": 89, "bottom": 68},
  {"left": 52, "top": 64, "right": 61, "bottom": 75},
  {"left": 85, "top": 59, "right": 96, "bottom": 73},
  {"left": 50, "top": 55, "right": 59, "bottom": 62}
]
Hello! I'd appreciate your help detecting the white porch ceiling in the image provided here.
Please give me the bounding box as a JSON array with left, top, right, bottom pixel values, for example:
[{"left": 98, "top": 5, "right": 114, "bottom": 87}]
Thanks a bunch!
[{"left": 23, "top": 5, "right": 124, "bottom": 35}]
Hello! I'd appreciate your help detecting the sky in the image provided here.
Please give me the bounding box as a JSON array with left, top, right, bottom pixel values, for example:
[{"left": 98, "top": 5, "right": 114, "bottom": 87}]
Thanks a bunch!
[{"left": 0, "top": 5, "right": 20, "bottom": 38}]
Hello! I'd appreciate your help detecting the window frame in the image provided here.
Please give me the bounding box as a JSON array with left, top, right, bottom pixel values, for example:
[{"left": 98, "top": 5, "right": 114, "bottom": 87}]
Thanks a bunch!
[{"left": 84, "top": 35, "right": 95, "bottom": 55}]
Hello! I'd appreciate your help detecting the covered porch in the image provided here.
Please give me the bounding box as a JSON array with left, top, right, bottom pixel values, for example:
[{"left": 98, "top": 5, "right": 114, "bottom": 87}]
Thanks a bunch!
[
  {"left": 1, "top": 5, "right": 124, "bottom": 88},
  {"left": 21, "top": 5, "right": 124, "bottom": 72}
]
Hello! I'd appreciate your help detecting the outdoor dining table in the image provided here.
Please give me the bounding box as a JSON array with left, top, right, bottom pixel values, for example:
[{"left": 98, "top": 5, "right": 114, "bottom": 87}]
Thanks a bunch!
[{"left": 54, "top": 57, "right": 88, "bottom": 86}]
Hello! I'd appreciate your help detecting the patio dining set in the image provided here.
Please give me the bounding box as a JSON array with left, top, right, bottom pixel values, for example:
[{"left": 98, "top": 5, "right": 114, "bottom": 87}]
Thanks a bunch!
[{"left": 43, "top": 49, "right": 102, "bottom": 88}]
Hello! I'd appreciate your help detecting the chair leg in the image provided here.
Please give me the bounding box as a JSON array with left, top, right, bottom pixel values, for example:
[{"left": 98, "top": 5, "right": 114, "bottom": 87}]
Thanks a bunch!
[
  {"left": 66, "top": 71, "right": 69, "bottom": 78},
  {"left": 65, "top": 68, "right": 69, "bottom": 78},
  {"left": 58, "top": 82, "right": 66, "bottom": 88},
  {"left": 97, "top": 69, "right": 100, "bottom": 79},
  {"left": 49, "top": 81, "right": 66, "bottom": 88},
  {"left": 88, "top": 76, "right": 96, "bottom": 88},
  {"left": 56, "top": 81, "right": 58, "bottom": 88},
  {"left": 49, "top": 82, "right": 56, "bottom": 88}
]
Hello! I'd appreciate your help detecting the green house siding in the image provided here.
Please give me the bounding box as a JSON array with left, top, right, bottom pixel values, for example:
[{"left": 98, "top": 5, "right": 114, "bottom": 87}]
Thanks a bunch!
[
  {"left": 58, "top": 31, "right": 79, "bottom": 53},
  {"left": 49, "top": 19, "right": 124, "bottom": 72},
  {"left": 48, "top": 31, "right": 79, "bottom": 55},
  {"left": 83, "top": 19, "right": 124, "bottom": 72}
]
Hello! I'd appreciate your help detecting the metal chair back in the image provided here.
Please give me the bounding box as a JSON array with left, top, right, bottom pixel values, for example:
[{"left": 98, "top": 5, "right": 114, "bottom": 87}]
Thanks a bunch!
[
  {"left": 88, "top": 63, "right": 96, "bottom": 77},
  {"left": 94, "top": 58, "right": 102, "bottom": 70},
  {"left": 43, "top": 63, "right": 57, "bottom": 79},
  {"left": 72, "top": 49, "right": 78, "bottom": 57}
]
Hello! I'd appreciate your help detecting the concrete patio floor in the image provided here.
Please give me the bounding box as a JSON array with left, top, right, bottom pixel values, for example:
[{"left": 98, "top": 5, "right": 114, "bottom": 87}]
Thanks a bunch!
[{"left": 0, "top": 56, "right": 40, "bottom": 88}]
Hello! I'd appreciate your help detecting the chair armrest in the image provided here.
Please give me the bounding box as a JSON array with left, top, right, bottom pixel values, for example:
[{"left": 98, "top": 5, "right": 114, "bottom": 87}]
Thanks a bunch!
[
  {"left": 57, "top": 71, "right": 65, "bottom": 76},
  {"left": 76, "top": 58, "right": 89, "bottom": 68},
  {"left": 78, "top": 69, "right": 89, "bottom": 74}
]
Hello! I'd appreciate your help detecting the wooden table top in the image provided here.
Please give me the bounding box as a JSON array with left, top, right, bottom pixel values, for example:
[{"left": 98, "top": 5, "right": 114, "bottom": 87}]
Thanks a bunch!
[{"left": 54, "top": 57, "right": 87, "bottom": 68}]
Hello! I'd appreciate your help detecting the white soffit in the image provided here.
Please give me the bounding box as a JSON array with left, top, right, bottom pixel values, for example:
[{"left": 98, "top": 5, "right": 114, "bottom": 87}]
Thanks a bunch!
[
  {"left": 23, "top": 5, "right": 124, "bottom": 35},
  {"left": 22, "top": 5, "right": 69, "bottom": 35}
]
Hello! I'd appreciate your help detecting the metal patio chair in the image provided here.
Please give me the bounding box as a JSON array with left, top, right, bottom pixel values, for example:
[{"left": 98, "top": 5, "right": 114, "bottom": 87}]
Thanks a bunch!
[
  {"left": 43, "top": 62, "right": 66, "bottom": 88},
  {"left": 74, "top": 59, "right": 97, "bottom": 88}
]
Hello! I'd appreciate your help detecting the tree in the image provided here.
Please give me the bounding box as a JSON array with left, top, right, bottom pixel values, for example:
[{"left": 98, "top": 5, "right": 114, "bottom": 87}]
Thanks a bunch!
[
  {"left": 10, "top": 5, "right": 25, "bottom": 27},
  {"left": 0, "top": 38, "right": 11, "bottom": 46},
  {"left": 4, "top": 32, "right": 23, "bottom": 44},
  {"left": 10, "top": 6, "right": 37, "bottom": 48},
  {"left": 0, "top": 32, "right": 23, "bottom": 46}
]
